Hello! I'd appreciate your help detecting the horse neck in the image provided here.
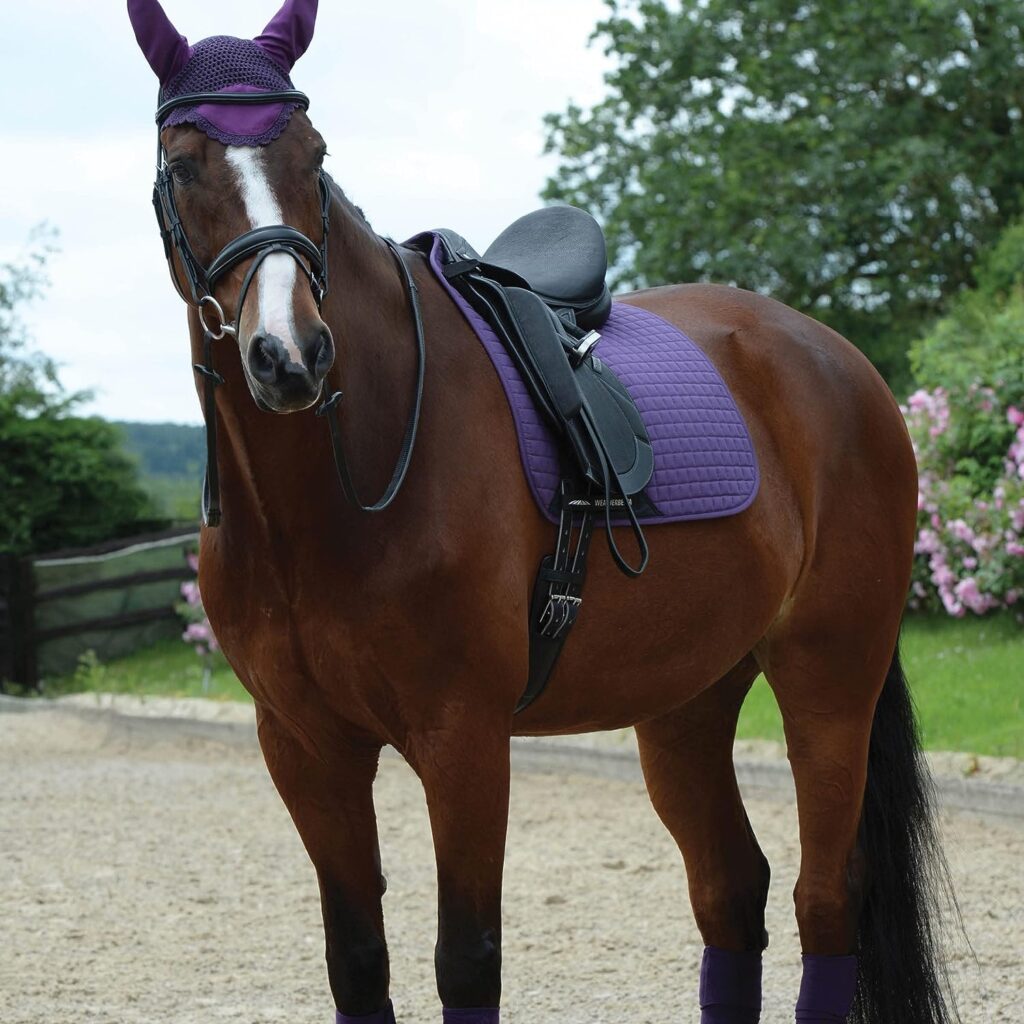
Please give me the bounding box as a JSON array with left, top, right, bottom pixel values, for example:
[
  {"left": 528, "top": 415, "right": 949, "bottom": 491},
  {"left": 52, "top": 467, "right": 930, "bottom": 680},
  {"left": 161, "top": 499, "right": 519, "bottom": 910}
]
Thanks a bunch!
[{"left": 192, "top": 189, "right": 416, "bottom": 541}]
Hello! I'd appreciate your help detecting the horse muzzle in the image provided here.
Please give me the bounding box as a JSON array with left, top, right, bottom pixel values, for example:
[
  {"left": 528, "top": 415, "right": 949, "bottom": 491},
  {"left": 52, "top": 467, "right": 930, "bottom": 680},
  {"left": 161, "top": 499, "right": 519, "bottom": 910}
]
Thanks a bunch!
[{"left": 244, "top": 323, "right": 335, "bottom": 413}]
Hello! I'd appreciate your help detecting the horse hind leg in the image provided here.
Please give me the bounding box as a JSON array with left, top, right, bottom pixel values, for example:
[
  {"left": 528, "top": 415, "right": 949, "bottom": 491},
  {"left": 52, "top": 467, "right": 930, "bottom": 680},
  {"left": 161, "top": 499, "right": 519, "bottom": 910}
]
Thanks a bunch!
[
  {"left": 635, "top": 657, "right": 769, "bottom": 1024},
  {"left": 760, "top": 607, "right": 957, "bottom": 1023}
]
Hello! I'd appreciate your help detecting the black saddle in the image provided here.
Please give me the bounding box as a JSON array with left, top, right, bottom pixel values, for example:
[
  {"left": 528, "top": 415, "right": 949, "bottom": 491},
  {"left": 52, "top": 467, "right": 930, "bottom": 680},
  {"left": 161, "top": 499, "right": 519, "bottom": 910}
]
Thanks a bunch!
[
  {"left": 482, "top": 206, "right": 612, "bottom": 331},
  {"left": 417, "top": 205, "right": 656, "bottom": 714}
]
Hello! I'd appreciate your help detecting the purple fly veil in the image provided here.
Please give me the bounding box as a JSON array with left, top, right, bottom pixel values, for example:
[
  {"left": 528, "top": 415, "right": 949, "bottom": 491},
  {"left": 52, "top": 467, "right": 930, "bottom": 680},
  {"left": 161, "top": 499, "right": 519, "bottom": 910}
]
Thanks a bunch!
[{"left": 127, "top": 0, "right": 320, "bottom": 146}]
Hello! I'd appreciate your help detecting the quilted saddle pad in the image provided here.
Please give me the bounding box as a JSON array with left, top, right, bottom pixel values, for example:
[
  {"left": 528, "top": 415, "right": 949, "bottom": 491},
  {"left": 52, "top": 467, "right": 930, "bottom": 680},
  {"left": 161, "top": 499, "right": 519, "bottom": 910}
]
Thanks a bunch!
[{"left": 412, "top": 231, "right": 760, "bottom": 525}]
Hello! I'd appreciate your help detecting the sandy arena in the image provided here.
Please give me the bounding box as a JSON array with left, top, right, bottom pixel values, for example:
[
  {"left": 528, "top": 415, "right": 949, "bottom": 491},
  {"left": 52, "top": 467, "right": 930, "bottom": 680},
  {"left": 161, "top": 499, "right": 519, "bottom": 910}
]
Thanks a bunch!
[{"left": 2, "top": 699, "right": 1021, "bottom": 1023}]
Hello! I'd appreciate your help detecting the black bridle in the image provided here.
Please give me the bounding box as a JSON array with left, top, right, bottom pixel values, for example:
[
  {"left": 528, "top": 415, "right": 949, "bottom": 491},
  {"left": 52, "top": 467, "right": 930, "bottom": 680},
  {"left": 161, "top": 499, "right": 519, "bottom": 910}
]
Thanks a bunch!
[{"left": 152, "top": 89, "right": 425, "bottom": 526}]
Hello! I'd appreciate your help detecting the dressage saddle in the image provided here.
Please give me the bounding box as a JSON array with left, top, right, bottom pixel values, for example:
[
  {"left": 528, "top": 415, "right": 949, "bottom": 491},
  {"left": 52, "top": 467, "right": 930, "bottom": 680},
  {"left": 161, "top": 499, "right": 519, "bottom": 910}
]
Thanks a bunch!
[
  {"left": 435, "top": 207, "right": 653, "bottom": 518},
  {"left": 481, "top": 206, "right": 612, "bottom": 330},
  {"left": 424, "top": 205, "right": 655, "bottom": 712}
]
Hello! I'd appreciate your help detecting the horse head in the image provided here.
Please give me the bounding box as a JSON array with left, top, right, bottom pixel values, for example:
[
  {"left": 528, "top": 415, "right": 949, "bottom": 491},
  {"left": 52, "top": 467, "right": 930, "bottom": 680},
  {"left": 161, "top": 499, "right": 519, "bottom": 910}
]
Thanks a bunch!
[{"left": 129, "top": 0, "right": 333, "bottom": 414}]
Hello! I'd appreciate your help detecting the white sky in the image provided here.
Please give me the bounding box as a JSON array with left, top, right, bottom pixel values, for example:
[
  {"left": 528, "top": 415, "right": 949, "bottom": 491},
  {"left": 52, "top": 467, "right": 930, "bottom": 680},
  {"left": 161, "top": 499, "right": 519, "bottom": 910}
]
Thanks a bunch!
[{"left": 0, "top": 0, "right": 611, "bottom": 424}]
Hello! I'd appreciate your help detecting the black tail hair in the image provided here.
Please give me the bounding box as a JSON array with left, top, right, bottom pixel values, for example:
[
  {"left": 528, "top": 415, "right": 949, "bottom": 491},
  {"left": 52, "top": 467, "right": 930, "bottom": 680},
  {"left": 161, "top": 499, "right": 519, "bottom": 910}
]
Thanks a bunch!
[{"left": 852, "top": 639, "right": 963, "bottom": 1023}]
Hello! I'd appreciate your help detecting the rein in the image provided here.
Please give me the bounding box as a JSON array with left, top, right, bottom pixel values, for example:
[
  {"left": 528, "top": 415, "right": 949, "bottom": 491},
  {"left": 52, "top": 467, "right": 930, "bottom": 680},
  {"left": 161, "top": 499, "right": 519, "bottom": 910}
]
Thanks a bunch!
[{"left": 152, "top": 89, "right": 425, "bottom": 526}]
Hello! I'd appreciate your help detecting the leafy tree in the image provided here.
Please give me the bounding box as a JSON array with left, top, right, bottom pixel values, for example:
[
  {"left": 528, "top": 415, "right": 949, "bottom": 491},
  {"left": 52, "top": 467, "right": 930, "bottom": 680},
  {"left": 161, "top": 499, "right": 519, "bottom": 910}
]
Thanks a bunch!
[
  {"left": 544, "top": 0, "right": 1024, "bottom": 388},
  {"left": 0, "top": 231, "right": 160, "bottom": 555}
]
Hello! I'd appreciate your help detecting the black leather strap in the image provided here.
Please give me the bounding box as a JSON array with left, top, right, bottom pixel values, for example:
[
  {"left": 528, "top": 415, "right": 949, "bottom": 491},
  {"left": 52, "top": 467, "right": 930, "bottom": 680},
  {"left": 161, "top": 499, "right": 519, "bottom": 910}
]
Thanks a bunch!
[
  {"left": 156, "top": 89, "right": 310, "bottom": 125},
  {"left": 316, "top": 238, "right": 426, "bottom": 513},
  {"left": 193, "top": 333, "right": 225, "bottom": 527},
  {"left": 207, "top": 226, "right": 323, "bottom": 288}
]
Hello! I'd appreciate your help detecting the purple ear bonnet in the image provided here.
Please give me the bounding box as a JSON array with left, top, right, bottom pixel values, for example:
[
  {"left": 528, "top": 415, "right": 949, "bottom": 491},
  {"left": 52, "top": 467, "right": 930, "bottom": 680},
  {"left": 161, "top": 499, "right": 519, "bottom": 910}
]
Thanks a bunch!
[
  {"left": 128, "top": 0, "right": 318, "bottom": 146},
  {"left": 160, "top": 37, "right": 300, "bottom": 146}
]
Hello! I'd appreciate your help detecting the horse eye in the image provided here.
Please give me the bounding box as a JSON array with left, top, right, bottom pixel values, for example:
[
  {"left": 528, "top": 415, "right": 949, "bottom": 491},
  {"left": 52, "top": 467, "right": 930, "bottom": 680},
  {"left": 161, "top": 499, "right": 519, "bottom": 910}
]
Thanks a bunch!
[{"left": 170, "top": 162, "right": 193, "bottom": 185}]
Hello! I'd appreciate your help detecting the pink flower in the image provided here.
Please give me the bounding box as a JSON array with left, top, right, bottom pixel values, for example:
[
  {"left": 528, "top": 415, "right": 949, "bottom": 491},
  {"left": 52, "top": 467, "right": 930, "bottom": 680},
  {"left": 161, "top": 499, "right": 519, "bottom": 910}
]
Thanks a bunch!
[
  {"left": 184, "top": 622, "right": 210, "bottom": 644},
  {"left": 954, "top": 577, "right": 996, "bottom": 615},
  {"left": 187, "top": 552, "right": 200, "bottom": 573},
  {"left": 940, "top": 589, "right": 965, "bottom": 617},
  {"left": 907, "top": 389, "right": 931, "bottom": 412},
  {"left": 1007, "top": 589, "right": 1021, "bottom": 607},
  {"left": 1007, "top": 542, "right": 1024, "bottom": 558},
  {"left": 1008, "top": 406, "right": 1024, "bottom": 427},
  {"left": 948, "top": 519, "right": 974, "bottom": 543}
]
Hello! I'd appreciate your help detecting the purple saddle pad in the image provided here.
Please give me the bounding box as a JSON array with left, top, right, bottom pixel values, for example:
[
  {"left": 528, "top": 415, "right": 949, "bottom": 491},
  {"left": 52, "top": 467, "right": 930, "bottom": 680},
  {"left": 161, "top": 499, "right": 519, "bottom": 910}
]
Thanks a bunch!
[{"left": 411, "top": 231, "right": 760, "bottom": 525}]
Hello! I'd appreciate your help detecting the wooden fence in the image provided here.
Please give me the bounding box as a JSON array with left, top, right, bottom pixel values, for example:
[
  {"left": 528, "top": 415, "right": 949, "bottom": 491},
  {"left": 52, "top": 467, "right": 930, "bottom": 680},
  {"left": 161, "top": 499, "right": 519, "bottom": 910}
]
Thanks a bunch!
[{"left": 0, "top": 527, "right": 199, "bottom": 690}]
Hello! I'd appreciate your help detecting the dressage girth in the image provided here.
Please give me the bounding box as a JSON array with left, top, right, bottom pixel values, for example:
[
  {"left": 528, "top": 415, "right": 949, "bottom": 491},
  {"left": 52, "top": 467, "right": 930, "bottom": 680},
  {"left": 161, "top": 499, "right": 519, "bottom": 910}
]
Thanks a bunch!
[{"left": 417, "top": 219, "right": 655, "bottom": 712}]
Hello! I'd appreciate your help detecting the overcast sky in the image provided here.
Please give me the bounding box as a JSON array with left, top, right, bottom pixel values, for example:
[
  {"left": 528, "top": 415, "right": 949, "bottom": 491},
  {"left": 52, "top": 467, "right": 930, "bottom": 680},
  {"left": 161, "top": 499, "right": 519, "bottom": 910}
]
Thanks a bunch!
[{"left": 0, "top": 0, "right": 611, "bottom": 423}]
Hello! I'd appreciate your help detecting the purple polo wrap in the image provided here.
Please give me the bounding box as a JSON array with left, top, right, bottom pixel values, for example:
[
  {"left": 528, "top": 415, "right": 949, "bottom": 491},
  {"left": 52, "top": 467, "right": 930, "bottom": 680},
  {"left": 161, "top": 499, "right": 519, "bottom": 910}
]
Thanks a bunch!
[
  {"left": 699, "top": 946, "right": 762, "bottom": 1023},
  {"left": 795, "top": 955, "right": 858, "bottom": 1023},
  {"left": 336, "top": 1000, "right": 396, "bottom": 1024},
  {"left": 442, "top": 1009, "right": 499, "bottom": 1024}
]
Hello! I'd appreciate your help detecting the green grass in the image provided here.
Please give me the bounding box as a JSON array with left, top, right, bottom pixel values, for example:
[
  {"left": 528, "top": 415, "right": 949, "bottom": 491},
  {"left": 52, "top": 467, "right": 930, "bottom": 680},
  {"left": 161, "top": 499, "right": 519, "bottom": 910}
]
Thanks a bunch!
[
  {"left": 43, "top": 639, "right": 249, "bottom": 703},
  {"left": 33, "top": 614, "right": 1024, "bottom": 757},
  {"left": 737, "top": 612, "right": 1024, "bottom": 758}
]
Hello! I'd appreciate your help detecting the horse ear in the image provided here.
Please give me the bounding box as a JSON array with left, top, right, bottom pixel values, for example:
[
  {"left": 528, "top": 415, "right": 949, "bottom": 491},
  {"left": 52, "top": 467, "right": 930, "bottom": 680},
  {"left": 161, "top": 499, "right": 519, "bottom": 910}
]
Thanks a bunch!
[
  {"left": 127, "top": 0, "right": 190, "bottom": 84},
  {"left": 254, "top": 0, "right": 318, "bottom": 72}
]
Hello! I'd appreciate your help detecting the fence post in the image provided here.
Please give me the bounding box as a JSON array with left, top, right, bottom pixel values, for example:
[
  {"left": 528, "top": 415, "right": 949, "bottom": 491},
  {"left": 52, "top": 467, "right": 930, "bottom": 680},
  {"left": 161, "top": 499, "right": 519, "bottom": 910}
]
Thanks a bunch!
[
  {"left": 18, "top": 557, "right": 38, "bottom": 690},
  {"left": 0, "top": 554, "right": 13, "bottom": 689},
  {"left": 0, "top": 554, "right": 36, "bottom": 691},
  {"left": 0, "top": 556, "right": 38, "bottom": 692}
]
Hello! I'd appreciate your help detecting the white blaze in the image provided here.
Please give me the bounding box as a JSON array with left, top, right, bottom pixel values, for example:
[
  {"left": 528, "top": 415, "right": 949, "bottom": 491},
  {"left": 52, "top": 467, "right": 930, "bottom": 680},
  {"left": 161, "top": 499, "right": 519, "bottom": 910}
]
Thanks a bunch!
[{"left": 225, "top": 146, "right": 302, "bottom": 363}]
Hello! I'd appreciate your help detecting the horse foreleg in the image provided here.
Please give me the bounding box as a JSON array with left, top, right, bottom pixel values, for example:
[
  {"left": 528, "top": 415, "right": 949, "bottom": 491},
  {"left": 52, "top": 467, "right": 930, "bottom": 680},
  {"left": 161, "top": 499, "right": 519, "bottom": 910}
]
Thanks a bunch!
[
  {"left": 635, "top": 658, "right": 769, "bottom": 1024},
  {"left": 409, "top": 715, "right": 511, "bottom": 1024},
  {"left": 256, "top": 704, "right": 392, "bottom": 1023}
]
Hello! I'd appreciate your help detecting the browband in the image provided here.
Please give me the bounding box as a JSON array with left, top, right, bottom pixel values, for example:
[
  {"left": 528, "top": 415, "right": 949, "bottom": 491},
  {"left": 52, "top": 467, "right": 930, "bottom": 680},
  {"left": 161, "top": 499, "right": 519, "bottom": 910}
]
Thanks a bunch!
[{"left": 156, "top": 88, "right": 310, "bottom": 126}]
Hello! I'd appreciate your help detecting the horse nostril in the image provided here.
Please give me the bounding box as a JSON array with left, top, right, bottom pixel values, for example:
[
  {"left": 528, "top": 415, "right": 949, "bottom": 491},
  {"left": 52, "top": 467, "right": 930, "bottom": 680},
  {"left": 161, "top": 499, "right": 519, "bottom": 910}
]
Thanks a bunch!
[
  {"left": 248, "top": 332, "right": 284, "bottom": 384},
  {"left": 310, "top": 327, "right": 335, "bottom": 377}
]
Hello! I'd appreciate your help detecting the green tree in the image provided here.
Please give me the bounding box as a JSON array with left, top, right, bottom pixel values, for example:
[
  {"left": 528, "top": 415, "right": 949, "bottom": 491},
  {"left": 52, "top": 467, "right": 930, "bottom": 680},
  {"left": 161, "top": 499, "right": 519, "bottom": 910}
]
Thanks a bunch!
[
  {"left": 0, "top": 232, "right": 160, "bottom": 555},
  {"left": 544, "top": 0, "right": 1024, "bottom": 389}
]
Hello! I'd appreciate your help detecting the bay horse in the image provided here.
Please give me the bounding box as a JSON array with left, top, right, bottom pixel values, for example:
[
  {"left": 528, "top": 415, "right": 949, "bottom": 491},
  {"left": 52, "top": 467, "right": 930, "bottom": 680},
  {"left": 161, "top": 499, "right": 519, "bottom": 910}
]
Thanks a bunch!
[{"left": 128, "top": 2, "right": 957, "bottom": 1021}]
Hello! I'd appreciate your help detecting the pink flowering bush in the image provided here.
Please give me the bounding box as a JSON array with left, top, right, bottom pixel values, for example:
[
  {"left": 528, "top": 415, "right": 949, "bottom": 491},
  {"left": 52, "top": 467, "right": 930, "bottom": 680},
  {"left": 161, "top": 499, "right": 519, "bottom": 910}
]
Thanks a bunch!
[
  {"left": 177, "top": 552, "right": 220, "bottom": 686},
  {"left": 905, "top": 390, "right": 1024, "bottom": 617}
]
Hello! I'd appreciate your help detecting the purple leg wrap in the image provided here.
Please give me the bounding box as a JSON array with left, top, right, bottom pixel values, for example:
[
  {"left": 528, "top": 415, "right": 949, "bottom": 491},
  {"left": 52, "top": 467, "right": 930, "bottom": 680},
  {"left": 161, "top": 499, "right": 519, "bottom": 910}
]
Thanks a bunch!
[
  {"left": 442, "top": 1009, "right": 499, "bottom": 1024},
  {"left": 795, "top": 955, "right": 858, "bottom": 1023},
  {"left": 336, "top": 1000, "right": 396, "bottom": 1024},
  {"left": 699, "top": 946, "right": 762, "bottom": 1023}
]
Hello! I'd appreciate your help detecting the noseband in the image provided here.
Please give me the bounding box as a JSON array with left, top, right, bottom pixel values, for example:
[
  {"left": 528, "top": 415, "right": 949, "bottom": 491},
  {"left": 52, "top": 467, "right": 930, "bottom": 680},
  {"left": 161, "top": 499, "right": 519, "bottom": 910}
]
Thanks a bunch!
[{"left": 151, "top": 90, "right": 426, "bottom": 527}]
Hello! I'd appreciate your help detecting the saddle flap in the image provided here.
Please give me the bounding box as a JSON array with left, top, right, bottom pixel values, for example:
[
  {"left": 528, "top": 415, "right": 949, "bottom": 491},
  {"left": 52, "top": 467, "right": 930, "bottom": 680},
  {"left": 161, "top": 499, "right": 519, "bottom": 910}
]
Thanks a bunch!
[
  {"left": 504, "top": 288, "right": 583, "bottom": 422},
  {"left": 576, "top": 366, "right": 655, "bottom": 497}
]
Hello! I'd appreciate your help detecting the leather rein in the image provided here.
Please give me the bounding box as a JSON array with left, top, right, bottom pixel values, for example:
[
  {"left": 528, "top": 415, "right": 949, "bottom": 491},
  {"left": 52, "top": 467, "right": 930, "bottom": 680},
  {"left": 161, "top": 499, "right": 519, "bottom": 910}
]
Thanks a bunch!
[{"left": 152, "top": 89, "right": 425, "bottom": 526}]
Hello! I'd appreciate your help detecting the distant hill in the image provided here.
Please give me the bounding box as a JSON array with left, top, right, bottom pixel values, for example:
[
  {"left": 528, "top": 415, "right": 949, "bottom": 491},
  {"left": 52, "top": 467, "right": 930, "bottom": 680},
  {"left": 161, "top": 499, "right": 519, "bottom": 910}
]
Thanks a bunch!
[{"left": 116, "top": 422, "right": 204, "bottom": 521}]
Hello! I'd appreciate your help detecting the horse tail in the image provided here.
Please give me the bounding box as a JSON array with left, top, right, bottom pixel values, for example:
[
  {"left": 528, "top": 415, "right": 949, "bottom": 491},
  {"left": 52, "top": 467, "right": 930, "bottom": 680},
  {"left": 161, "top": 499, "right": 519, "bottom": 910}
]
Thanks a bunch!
[{"left": 852, "top": 638, "right": 962, "bottom": 1023}]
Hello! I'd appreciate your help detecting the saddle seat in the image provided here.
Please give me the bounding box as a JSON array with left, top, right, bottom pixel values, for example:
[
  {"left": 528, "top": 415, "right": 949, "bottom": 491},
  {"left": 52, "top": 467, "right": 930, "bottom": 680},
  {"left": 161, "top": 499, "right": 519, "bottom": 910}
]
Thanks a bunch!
[{"left": 482, "top": 206, "right": 612, "bottom": 331}]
